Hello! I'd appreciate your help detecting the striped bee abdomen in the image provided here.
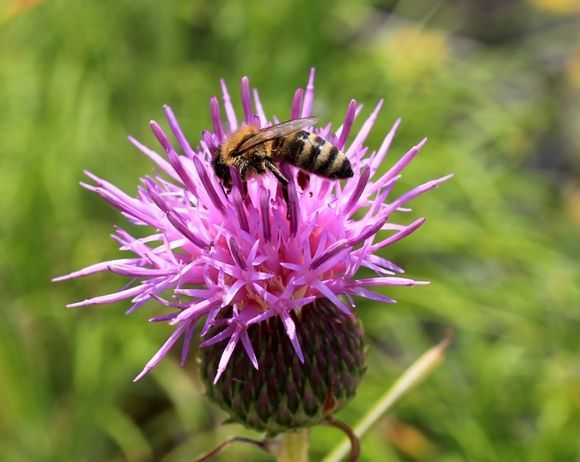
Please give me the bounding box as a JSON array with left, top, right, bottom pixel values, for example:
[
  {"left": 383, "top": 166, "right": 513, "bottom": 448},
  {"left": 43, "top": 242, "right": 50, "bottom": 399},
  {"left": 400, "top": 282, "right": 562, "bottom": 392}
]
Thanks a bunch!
[{"left": 284, "top": 131, "right": 353, "bottom": 179}]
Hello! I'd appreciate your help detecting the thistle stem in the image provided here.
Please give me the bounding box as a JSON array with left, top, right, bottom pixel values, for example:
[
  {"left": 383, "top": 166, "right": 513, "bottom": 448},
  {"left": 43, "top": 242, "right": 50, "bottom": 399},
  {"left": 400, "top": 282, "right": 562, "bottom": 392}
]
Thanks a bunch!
[{"left": 276, "top": 429, "right": 309, "bottom": 462}]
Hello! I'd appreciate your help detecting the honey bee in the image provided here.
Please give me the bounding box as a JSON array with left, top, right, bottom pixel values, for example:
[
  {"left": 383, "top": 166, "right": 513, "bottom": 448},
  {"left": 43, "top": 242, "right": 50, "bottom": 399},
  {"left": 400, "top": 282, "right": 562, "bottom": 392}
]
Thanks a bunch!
[{"left": 211, "top": 117, "right": 353, "bottom": 194}]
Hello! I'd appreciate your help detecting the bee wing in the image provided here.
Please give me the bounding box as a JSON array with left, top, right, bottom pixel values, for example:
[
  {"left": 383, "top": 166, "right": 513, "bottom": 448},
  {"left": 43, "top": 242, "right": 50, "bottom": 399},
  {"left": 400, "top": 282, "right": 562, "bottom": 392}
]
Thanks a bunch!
[{"left": 238, "top": 117, "right": 318, "bottom": 153}]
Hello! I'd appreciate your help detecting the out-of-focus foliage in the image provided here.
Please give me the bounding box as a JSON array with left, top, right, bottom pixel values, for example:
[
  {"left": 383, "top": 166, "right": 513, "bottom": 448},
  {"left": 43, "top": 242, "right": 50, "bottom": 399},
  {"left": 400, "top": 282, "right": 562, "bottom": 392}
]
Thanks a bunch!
[{"left": 0, "top": 0, "right": 578, "bottom": 460}]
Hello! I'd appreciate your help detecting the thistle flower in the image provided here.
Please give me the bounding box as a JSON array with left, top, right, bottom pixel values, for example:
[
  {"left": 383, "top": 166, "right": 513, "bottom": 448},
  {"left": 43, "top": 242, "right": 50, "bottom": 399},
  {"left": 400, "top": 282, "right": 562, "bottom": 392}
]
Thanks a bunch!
[{"left": 55, "top": 69, "right": 450, "bottom": 432}]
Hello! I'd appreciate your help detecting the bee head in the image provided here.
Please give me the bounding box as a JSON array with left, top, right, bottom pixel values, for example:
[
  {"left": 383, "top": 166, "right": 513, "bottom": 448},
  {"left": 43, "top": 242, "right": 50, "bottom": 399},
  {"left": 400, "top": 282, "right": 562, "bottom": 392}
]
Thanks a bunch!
[{"left": 211, "top": 152, "right": 232, "bottom": 190}]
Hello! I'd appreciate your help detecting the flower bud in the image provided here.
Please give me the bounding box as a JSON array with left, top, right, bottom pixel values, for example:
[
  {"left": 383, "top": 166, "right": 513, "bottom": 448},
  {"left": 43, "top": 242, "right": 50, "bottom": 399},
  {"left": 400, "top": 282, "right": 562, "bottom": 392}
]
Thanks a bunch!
[{"left": 201, "top": 299, "right": 366, "bottom": 435}]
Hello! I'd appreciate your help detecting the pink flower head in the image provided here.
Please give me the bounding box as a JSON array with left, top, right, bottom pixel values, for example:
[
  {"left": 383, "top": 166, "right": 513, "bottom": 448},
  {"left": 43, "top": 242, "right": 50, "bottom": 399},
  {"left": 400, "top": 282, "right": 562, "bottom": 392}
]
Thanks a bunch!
[{"left": 55, "top": 69, "right": 451, "bottom": 383}]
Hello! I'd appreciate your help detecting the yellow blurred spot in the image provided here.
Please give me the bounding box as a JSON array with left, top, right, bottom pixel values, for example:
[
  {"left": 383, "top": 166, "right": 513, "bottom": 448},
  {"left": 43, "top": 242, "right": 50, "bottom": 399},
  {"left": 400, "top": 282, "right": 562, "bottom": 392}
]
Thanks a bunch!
[
  {"left": 528, "top": 0, "right": 580, "bottom": 14},
  {"left": 0, "top": 0, "right": 44, "bottom": 24},
  {"left": 375, "top": 25, "right": 449, "bottom": 83},
  {"left": 564, "top": 183, "right": 580, "bottom": 228},
  {"left": 382, "top": 418, "right": 437, "bottom": 460},
  {"left": 565, "top": 50, "right": 580, "bottom": 89}
]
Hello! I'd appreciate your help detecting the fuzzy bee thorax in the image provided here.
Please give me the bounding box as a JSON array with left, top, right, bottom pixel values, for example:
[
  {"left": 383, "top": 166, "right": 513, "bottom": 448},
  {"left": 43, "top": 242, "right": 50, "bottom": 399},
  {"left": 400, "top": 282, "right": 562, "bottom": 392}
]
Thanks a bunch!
[{"left": 219, "top": 125, "right": 261, "bottom": 165}]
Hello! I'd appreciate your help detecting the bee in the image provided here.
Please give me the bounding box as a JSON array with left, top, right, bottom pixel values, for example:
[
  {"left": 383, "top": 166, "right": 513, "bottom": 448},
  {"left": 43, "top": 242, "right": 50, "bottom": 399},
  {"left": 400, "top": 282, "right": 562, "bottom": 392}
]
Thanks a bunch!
[{"left": 211, "top": 117, "right": 353, "bottom": 195}]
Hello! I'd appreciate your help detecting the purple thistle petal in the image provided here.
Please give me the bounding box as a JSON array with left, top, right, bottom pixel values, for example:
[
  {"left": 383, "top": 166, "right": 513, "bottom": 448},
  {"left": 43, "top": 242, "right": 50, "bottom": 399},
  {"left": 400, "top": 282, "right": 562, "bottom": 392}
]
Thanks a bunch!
[
  {"left": 246, "top": 307, "right": 276, "bottom": 325},
  {"left": 126, "top": 277, "right": 180, "bottom": 315},
  {"left": 148, "top": 295, "right": 190, "bottom": 310},
  {"left": 316, "top": 250, "right": 351, "bottom": 275},
  {"left": 213, "top": 328, "right": 241, "bottom": 383},
  {"left": 240, "top": 330, "right": 259, "bottom": 370},
  {"left": 382, "top": 137, "right": 428, "bottom": 186},
  {"left": 348, "top": 211, "right": 390, "bottom": 248},
  {"left": 280, "top": 261, "right": 304, "bottom": 272},
  {"left": 171, "top": 296, "right": 223, "bottom": 325},
  {"left": 336, "top": 99, "right": 357, "bottom": 151},
  {"left": 223, "top": 279, "right": 247, "bottom": 305},
  {"left": 259, "top": 187, "right": 271, "bottom": 242},
  {"left": 180, "top": 321, "right": 197, "bottom": 366},
  {"left": 200, "top": 324, "right": 235, "bottom": 348},
  {"left": 84, "top": 171, "right": 153, "bottom": 213},
  {"left": 200, "top": 304, "right": 226, "bottom": 337},
  {"left": 363, "top": 260, "right": 392, "bottom": 276},
  {"left": 301, "top": 67, "right": 315, "bottom": 117},
  {"left": 210, "top": 96, "right": 225, "bottom": 141},
  {"left": 150, "top": 120, "right": 174, "bottom": 154},
  {"left": 149, "top": 312, "right": 180, "bottom": 323},
  {"left": 201, "top": 130, "right": 219, "bottom": 154},
  {"left": 333, "top": 104, "right": 363, "bottom": 145},
  {"left": 147, "top": 185, "right": 209, "bottom": 249},
  {"left": 149, "top": 124, "right": 186, "bottom": 177},
  {"left": 253, "top": 89, "right": 268, "bottom": 127},
  {"left": 192, "top": 155, "right": 226, "bottom": 212},
  {"left": 229, "top": 165, "right": 245, "bottom": 198},
  {"left": 353, "top": 277, "right": 429, "bottom": 287},
  {"left": 112, "top": 228, "right": 164, "bottom": 267},
  {"left": 220, "top": 79, "right": 238, "bottom": 132},
  {"left": 52, "top": 258, "right": 138, "bottom": 281},
  {"left": 346, "top": 99, "right": 384, "bottom": 160},
  {"left": 311, "top": 229, "right": 330, "bottom": 263},
  {"left": 311, "top": 239, "right": 349, "bottom": 270},
  {"left": 390, "top": 174, "right": 454, "bottom": 210},
  {"left": 246, "top": 239, "right": 261, "bottom": 264},
  {"left": 134, "top": 321, "right": 191, "bottom": 381},
  {"left": 175, "top": 288, "right": 218, "bottom": 298},
  {"left": 227, "top": 237, "right": 248, "bottom": 271},
  {"left": 362, "top": 254, "right": 402, "bottom": 275},
  {"left": 163, "top": 105, "right": 194, "bottom": 157},
  {"left": 368, "top": 118, "right": 401, "bottom": 176},
  {"left": 67, "top": 284, "right": 146, "bottom": 308},
  {"left": 252, "top": 112, "right": 261, "bottom": 128},
  {"left": 280, "top": 310, "right": 305, "bottom": 363},
  {"left": 241, "top": 76, "right": 253, "bottom": 124},
  {"left": 249, "top": 282, "right": 278, "bottom": 306},
  {"left": 108, "top": 265, "right": 176, "bottom": 277},
  {"left": 367, "top": 175, "right": 400, "bottom": 217},
  {"left": 291, "top": 88, "right": 304, "bottom": 119},
  {"left": 128, "top": 136, "right": 179, "bottom": 181},
  {"left": 293, "top": 295, "right": 317, "bottom": 309},
  {"left": 344, "top": 165, "right": 371, "bottom": 215},
  {"left": 371, "top": 218, "right": 426, "bottom": 252},
  {"left": 231, "top": 187, "right": 249, "bottom": 232},
  {"left": 349, "top": 287, "right": 396, "bottom": 303},
  {"left": 312, "top": 280, "right": 352, "bottom": 316},
  {"left": 150, "top": 122, "right": 201, "bottom": 197},
  {"left": 81, "top": 182, "right": 154, "bottom": 228},
  {"left": 319, "top": 122, "right": 334, "bottom": 141}
]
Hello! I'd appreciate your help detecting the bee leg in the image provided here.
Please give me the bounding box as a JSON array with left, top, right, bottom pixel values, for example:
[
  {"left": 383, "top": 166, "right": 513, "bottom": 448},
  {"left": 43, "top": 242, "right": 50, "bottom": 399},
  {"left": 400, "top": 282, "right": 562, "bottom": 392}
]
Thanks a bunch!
[
  {"left": 264, "top": 160, "right": 288, "bottom": 186},
  {"left": 265, "top": 160, "right": 291, "bottom": 217},
  {"left": 238, "top": 162, "right": 250, "bottom": 200},
  {"left": 238, "top": 161, "right": 249, "bottom": 180}
]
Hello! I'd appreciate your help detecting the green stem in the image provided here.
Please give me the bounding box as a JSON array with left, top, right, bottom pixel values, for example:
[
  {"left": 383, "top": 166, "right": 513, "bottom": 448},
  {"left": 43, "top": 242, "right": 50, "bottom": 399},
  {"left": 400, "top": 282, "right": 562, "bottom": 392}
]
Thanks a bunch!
[{"left": 276, "top": 429, "right": 309, "bottom": 462}]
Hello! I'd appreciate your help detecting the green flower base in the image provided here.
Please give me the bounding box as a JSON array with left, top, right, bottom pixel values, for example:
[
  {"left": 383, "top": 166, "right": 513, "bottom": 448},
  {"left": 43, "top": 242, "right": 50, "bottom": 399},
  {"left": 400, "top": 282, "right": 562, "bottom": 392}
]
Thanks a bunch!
[{"left": 201, "top": 299, "right": 366, "bottom": 435}]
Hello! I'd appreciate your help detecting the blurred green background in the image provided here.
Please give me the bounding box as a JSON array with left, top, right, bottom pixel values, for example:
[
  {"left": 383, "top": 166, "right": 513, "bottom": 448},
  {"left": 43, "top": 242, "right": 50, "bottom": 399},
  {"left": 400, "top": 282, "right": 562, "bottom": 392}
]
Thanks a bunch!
[{"left": 1, "top": 0, "right": 579, "bottom": 460}]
